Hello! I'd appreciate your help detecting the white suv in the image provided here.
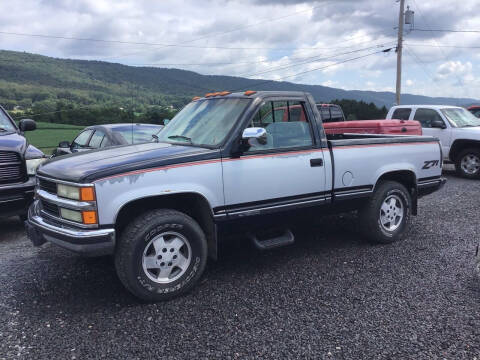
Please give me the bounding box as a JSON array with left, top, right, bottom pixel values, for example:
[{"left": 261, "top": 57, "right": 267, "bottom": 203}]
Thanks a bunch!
[{"left": 387, "top": 105, "right": 480, "bottom": 179}]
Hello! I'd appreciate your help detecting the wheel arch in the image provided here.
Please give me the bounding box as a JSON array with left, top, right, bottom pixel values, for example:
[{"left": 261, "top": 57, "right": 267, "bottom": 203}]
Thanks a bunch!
[
  {"left": 449, "top": 139, "right": 480, "bottom": 161},
  {"left": 374, "top": 170, "right": 418, "bottom": 215},
  {"left": 114, "top": 192, "right": 218, "bottom": 260}
]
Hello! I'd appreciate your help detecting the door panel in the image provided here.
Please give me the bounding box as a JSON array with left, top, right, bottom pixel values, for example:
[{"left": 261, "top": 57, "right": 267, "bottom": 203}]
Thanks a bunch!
[
  {"left": 222, "top": 100, "right": 327, "bottom": 215},
  {"left": 413, "top": 108, "right": 451, "bottom": 158}
]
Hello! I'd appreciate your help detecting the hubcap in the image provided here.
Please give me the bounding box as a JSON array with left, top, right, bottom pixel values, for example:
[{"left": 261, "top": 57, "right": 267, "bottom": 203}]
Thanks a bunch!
[
  {"left": 379, "top": 194, "right": 404, "bottom": 232},
  {"left": 461, "top": 154, "right": 480, "bottom": 175},
  {"left": 142, "top": 231, "right": 192, "bottom": 284}
]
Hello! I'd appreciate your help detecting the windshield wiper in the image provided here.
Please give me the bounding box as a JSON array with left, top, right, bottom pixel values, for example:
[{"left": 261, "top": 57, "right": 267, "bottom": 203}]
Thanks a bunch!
[
  {"left": 151, "top": 134, "right": 159, "bottom": 142},
  {"left": 167, "top": 135, "right": 192, "bottom": 143},
  {"left": 0, "top": 128, "right": 7, "bottom": 132}
]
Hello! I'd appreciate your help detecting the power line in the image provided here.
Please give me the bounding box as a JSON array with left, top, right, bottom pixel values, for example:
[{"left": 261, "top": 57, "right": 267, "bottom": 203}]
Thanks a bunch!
[
  {"left": 13, "top": 48, "right": 392, "bottom": 119},
  {"left": 410, "top": 0, "right": 464, "bottom": 86},
  {"left": 405, "top": 43, "right": 480, "bottom": 49},
  {"left": 0, "top": 30, "right": 388, "bottom": 52},
  {"left": 0, "top": 36, "right": 395, "bottom": 68},
  {"left": 231, "top": 47, "right": 393, "bottom": 92},
  {"left": 403, "top": 45, "right": 436, "bottom": 82},
  {"left": 412, "top": 28, "right": 480, "bottom": 33},
  {"left": 238, "top": 41, "right": 396, "bottom": 78}
]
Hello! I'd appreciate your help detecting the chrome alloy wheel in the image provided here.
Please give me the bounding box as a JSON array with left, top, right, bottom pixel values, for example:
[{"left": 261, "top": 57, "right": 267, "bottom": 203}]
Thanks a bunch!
[
  {"left": 379, "top": 195, "right": 404, "bottom": 232},
  {"left": 461, "top": 154, "right": 480, "bottom": 175},
  {"left": 142, "top": 231, "right": 192, "bottom": 284}
]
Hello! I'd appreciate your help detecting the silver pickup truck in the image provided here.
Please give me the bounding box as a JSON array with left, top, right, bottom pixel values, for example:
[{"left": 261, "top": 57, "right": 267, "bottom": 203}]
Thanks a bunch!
[{"left": 26, "top": 91, "right": 445, "bottom": 301}]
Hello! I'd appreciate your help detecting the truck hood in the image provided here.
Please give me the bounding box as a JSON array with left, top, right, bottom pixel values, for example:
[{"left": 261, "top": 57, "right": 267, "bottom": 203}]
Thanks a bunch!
[
  {"left": 0, "top": 131, "right": 27, "bottom": 154},
  {"left": 38, "top": 142, "right": 219, "bottom": 183},
  {"left": 452, "top": 127, "right": 480, "bottom": 140}
]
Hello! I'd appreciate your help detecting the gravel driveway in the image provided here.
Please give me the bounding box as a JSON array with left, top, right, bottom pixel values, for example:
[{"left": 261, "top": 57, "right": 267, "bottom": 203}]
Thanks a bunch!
[{"left": 1, "top": 169, "right": 480, "bottom": 359}]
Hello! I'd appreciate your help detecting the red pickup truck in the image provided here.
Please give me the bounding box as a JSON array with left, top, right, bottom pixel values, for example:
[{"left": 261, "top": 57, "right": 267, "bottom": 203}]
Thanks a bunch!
[{"left": 259, "top": 103, "right": 422, "bottom": 135}]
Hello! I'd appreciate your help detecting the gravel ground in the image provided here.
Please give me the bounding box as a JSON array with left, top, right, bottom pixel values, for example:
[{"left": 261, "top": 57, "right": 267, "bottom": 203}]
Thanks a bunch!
[{"left": 1, "top": 168, "right": 480, "bottom": 359}]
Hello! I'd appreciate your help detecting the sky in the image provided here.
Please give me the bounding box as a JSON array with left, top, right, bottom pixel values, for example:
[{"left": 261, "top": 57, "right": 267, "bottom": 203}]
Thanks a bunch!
[{"left": 0, "top": 0, "right": 479, "bottom": 99}]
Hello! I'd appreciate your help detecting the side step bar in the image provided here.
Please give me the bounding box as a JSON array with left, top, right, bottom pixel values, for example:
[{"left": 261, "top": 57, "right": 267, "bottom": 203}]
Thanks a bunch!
[{"left": 248, "top": 229, "right": 295, "bottom": 250}]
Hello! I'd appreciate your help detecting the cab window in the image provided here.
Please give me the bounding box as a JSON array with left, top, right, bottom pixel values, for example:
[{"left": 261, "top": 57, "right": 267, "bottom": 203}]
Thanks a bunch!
[
  {"left": 413, "top": 108, "right": 444, "bottom": 128},
  {"left": 247, "top": 100, "right": 313, "bottom": 152},
  {"left": 391, "top": 108, "right": 412, "bottom": 120},
  {"left": 72, "top": 129, "right": 94, "bottom": 149},
  {"left": 88, "top": 130, "right": 106, "bottom": 149}
]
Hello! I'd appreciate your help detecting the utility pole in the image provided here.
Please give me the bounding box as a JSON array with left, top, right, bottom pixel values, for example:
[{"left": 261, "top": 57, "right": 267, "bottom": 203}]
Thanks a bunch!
[{"left": 395, "top": 0, "right": 405, "bottom": 105}]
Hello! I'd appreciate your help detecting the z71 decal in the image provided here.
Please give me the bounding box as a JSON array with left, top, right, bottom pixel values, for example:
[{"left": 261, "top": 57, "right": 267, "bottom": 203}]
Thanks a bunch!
[{"left": 422, "top": 160, "right": 440, "bottom": 169}]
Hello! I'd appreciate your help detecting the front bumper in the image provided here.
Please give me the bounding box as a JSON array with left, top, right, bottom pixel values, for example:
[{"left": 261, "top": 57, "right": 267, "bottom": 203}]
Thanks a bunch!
[
  {"left": 0, "top": 176, "right": 36, "bottom": 217},
  {"left": 25, "top": 200, "right": 115, "bottom": 256},
  {"left": 417, "top": 177, "right": 447, "bottom": 198}
]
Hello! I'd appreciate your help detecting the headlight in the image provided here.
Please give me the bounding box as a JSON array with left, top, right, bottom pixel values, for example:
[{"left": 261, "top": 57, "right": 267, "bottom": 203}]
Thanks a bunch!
[
  {"left": 59, "top": 208, "right": 98, "bottom": 225},
  {"left": 26, "top": 158, "right": 46, "bottom": 175},
  {"left": 57, "top": 184, "right": 96, "bottom": 201},
  {"left": 59, "top": 208, "right": 83, "bottom": 223}
]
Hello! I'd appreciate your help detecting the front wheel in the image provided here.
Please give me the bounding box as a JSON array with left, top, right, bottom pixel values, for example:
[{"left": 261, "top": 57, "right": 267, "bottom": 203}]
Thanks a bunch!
[
  {"left": 115, "top": 209, "right": 208, "bottom": 302},
  {"left": 359, "top": 181, "right": 411, "bottom": 244},
  {"left": 455, "top": 148, "right": 480, "bottom": 179}
]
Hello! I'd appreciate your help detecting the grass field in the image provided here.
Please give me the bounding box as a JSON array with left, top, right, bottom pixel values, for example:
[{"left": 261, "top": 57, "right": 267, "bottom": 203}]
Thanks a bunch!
[{"left": 22, "top": 122, "right": 84, "bottom": 155}]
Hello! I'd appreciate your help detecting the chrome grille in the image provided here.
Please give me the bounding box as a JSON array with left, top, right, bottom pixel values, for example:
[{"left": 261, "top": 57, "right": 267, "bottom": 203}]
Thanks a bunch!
[
  {"left": 38, "top": 178, "right": 57, "bottom": 194},
  {"left": 0, "top": 151, "right": 22, "bottom": 183},
  {"left": 41, "top": 200, "right": 60, "bottom": 217}
]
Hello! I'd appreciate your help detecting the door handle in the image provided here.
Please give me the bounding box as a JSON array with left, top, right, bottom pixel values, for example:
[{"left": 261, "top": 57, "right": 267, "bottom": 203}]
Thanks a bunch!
[{"left": 310, "top": 158, "right": 323, "bottom": 167}]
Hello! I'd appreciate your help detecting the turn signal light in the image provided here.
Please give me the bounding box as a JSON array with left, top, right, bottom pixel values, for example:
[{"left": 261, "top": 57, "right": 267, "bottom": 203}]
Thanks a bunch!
[
  {"left": 244, "top": 90, "right": 257, "bottom": 96},
  {"left": 80, "top": 187, "right": 95, "bottom": 201},
  {"left": 192, "top": 96, "right": 201, "bottom": 101},
  {"left": 82, "top": 210, "right": 98, "bottom": 225}
]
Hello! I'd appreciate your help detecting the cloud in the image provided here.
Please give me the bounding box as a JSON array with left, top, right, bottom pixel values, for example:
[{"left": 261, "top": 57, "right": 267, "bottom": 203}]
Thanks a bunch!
[{"left": 0, "top": 0, "right": 478, "bottom": 99}]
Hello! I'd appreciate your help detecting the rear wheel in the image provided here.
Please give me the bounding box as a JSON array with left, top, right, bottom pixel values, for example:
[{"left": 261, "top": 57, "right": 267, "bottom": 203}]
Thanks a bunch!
[
  {"left": 115, "top": 209, "right": 208, "bottom": 302},
  {"left": 455, "top": 148, "right": 480, "bottom": 179},
  {"left": 359, "top": 181, "right": 411, "bottom": 244}
]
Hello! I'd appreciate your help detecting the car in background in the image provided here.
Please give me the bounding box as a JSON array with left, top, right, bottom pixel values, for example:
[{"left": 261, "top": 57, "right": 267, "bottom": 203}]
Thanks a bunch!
[
  {"left": 52, "top": 123, "right": 164, "bottom": 157},
  {"left": 468, "top": 105, "right": 480, "bottom": 118},
  {"left": 0, "top": 106, "right": 45, "bottom": 220},
  {"left": 387, "top": 105, "right": 480, "bottom": 178}
]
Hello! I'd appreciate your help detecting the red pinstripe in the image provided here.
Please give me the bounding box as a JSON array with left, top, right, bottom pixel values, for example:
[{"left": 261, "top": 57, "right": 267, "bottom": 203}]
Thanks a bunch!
[{"left": 95, "top": 141, "right": 438, "bottom": 182}]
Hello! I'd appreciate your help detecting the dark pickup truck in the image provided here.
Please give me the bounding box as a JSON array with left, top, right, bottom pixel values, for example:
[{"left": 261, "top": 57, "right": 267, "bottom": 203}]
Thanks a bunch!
[{"left": 0, "top": 106, "right": 45, "bottom": 219}]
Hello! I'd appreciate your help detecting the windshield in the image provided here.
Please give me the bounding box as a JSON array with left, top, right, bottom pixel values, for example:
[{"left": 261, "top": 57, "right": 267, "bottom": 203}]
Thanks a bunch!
[
  {"left": 157, "top": 98, "right": 251, "bottom": 147},
  {"left": 112, "top": 125, "right": 164, "bottom": 144},
  {"left": 441, "top": 108, "right": 480, "bottom": 128},
  {"left": 0, "top": 108, "right": 16, "bottom": 132}
]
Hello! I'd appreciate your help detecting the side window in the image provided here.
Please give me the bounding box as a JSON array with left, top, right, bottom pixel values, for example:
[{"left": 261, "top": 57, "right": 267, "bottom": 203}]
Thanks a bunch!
[
  {"left": 317, "top": 106, "right": 332, "bottom": 122},
  {"left": 247, "top": 100, "right": 313, "bottom": 152},
  {"left": 72, "top": 129, "right": 93, "bottom": 149},
  {"left": 472, "top": 109, "right": 480, "bottom": 118},
  {"left": 391, "top": 108, "right": 412, "bottom": 120},
  {"left": 100, "top": 136, "right": 111, "bottom": 148},
  {"left": 414, "top": 108, "right": 444, "bottom": 128},
  {"left": 88, "top": 130, "right": 106, "bottom": 149},
  {"left": 330, "top": 107, "right": 344, "bottom": 122}
]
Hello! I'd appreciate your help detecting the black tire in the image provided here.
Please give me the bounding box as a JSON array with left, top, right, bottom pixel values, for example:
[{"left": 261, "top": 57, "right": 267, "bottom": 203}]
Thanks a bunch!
[
  {"left": 115, "top": 209, "right": 208, "bottom": 302},
  {"left": 359, "top": 181, "right": 411, "bottom": 244},
  {"left": 455, "top": 148, "right": 480, "bottom": 179}
]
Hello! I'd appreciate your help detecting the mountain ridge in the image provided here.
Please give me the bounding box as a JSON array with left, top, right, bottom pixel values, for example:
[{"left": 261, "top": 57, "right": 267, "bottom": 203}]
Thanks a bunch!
[{"left": 0, "top": 49, "right": 477, "bottom": 110}]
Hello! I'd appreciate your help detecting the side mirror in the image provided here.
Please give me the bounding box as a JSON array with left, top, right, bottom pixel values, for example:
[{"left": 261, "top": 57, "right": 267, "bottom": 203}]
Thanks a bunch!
[
  {"left": 242, "top": 127, "right": 267, "bottom": 140},
  {"left": 18, "top": 119, "right": 36, "bottom": 132},
  {"left": 431, "top": 119, "right": 446, "bottom": 129},
  {"left": 58, "top": 141, "right": 70, "bottom": 148}
]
